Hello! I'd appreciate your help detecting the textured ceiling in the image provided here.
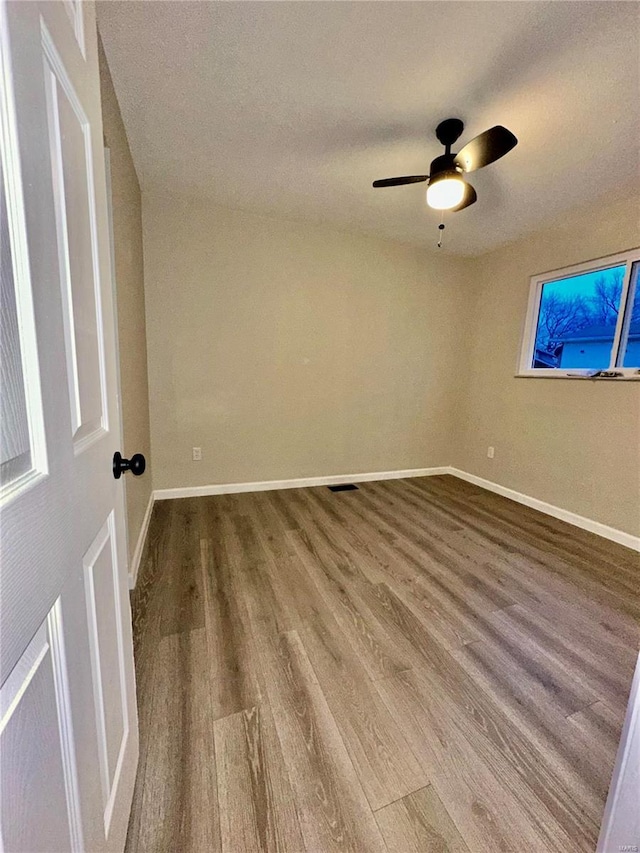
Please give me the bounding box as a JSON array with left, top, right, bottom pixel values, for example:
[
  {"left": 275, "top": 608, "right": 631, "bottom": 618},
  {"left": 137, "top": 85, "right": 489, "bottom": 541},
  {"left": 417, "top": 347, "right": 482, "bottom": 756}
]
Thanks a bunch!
[{"left": 98, "top": 1, "right": 639, "bottom": 255}]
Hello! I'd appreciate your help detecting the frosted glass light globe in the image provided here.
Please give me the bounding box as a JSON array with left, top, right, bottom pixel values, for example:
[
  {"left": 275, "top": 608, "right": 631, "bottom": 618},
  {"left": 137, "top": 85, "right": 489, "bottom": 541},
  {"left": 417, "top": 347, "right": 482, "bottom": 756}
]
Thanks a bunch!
[{"left": 426, "top": 176, "right": 465, "bottom": 210}]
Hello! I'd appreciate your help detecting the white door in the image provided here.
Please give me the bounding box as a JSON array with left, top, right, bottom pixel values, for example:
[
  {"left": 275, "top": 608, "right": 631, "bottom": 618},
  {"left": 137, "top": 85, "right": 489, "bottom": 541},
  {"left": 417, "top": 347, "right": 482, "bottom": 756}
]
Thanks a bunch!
[
  {"left": 0, "top": 1, "right": 138, "bottom": 850},
  {"left": 597, "top": 653, "right": 640, "bottom": 851}
]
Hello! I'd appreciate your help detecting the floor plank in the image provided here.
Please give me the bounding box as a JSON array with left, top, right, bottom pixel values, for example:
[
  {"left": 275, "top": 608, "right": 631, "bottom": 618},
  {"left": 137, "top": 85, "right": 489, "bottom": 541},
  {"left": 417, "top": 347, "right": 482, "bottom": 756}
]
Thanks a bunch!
[
  {"left": 199, "top": 502, "right": 263, "bottom": 719},
  {"left": 214, "top": 703, "right": 304, "bottom": 853},
  {"left": 252, "top": 629, "right": 387, "bottom": 852},
  {"left": 126, "top": 629, "right": 221, "bottom": 853},
  {"left": 288, "top": 528, "right": 413, "bottom": 680},
  {"left": 158, "top": 498, "right": 205, "bottom": 637},
  {"left": 376, "top": 666, "right": 578, "bottom": 852},
  {"left": 375, "top": 785, "right": 470, "bottom": 853},
  {"left": 299, "top": 604, "right": 428, "bottom": 810}
]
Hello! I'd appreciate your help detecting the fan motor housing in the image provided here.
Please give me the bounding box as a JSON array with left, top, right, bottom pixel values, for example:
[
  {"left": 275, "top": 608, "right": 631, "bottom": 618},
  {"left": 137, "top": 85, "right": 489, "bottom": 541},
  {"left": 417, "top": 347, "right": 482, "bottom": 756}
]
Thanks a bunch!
[{"left": 429, "top": 153, "right": 462, "bottom": 179}]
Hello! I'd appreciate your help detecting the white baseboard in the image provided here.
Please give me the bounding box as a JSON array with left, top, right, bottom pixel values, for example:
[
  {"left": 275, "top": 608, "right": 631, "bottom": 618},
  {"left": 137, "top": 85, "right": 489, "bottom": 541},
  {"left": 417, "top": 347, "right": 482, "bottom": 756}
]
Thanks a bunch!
[
  {"left": 153, "top": 467, "right": 450, "bottom": 502},
  {"left": 128, "top": 490, "right": 155, "bottom": 589},
  {"left": 448, "top": 467, "right": 640, "bottom": 552},
  {"left": 150, "top": 464, "right": 639, "bottom": 554}
]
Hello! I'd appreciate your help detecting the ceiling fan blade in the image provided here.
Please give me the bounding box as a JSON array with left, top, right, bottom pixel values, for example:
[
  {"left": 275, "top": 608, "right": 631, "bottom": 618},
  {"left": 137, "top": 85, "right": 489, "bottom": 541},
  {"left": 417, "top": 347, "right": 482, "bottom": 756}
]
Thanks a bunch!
[
  {"left": 451, "top": 182, "right": 477, "bottom": 212},
  {"left": 454, "top": 126, "right": 517, "bottom": 173},
  {"left": 372, "top": 175, "right": 428, "bottom": 188}
]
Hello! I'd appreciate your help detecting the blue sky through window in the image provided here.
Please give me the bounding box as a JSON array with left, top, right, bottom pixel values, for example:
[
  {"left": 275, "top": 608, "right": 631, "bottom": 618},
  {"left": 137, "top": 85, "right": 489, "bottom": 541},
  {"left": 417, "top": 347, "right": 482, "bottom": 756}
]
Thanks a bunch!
[{"left": 532, "top": 265, "right": 626, "bottom": 369}]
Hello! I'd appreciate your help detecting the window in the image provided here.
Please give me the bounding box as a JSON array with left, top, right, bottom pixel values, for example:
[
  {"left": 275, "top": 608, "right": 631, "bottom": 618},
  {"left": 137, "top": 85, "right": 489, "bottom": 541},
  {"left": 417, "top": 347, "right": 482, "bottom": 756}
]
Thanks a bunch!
[{"left": 520, "top": 249, "right": 640, "bottom": 377}]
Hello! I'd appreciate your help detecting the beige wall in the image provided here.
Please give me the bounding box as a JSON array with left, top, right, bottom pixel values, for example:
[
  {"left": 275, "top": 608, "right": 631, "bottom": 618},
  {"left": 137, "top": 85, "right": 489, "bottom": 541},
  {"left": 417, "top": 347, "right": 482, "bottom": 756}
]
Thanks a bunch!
[
  {"left": 142, "top": 193, "right": 465, "bottom": 490},
  {"left": 141, "top": 184, "right": 638, "bottom": 537},
  {"left": 454, "top": 191, "right": 640, "bottom": 536},
  {"left": 98, "top": 38, "right": 152, "bottom": 561}
]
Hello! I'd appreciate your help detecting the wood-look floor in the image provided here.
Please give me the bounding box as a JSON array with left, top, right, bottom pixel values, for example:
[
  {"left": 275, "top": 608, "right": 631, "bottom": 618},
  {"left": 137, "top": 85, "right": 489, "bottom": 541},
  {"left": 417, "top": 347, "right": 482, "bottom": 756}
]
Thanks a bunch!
[{"left": 126, "top": 475, "right": 639, "bottom": 853}]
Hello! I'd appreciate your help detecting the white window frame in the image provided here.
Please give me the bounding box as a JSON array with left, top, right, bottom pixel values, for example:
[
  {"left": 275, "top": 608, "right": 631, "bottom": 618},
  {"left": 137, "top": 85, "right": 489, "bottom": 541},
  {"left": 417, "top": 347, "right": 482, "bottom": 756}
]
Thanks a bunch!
[{"left": 518, "top": 247, "right": 640, "bottom": 379}]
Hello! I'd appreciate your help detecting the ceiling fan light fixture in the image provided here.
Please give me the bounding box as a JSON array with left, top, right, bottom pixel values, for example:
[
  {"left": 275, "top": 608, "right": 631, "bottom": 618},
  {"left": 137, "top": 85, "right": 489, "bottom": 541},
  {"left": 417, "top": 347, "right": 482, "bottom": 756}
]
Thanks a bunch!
[{"left": 426, "top": 171, "right": 465, "bottom": 210}]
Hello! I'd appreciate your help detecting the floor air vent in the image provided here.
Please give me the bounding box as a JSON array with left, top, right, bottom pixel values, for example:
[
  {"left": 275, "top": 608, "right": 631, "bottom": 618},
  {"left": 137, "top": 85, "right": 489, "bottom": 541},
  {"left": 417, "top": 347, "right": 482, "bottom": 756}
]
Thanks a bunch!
[{"left": 327, "top": 483, "right": 359, "bottom": 492}]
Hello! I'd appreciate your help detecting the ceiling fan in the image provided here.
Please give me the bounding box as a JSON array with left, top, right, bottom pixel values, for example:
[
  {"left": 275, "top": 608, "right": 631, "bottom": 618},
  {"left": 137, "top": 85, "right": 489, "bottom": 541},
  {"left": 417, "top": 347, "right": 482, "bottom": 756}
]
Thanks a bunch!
[{"left": 372, "top": 118, "right": 518, "bottom": 212}]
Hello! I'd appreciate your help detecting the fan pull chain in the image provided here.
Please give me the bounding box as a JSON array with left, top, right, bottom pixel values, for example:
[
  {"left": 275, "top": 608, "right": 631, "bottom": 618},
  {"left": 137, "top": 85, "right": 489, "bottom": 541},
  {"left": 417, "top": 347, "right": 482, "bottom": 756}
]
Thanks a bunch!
[{"left": 437, "top": 215, "right": 445, "bottom": 248}]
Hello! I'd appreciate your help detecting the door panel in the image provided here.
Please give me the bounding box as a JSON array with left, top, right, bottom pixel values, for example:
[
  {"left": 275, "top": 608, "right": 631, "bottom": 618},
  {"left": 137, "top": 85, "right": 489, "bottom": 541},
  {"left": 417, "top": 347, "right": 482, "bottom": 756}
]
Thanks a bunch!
[
  {"left": 0, "top": 1, "right": 139, "bottom": 849},
  {"left": 0, "top": 157, "right": 33, "bottom": 487},
  {"left": 83, "top": 513, "right": 130, "bottom": 834},
  {"left": 43, "top": 30, "right": 107, "bottom": 451},
  {"left": 0, "top": 82, "right": 47, "bottom": 502},
  {"left": 0, "top": 603, "right": 83, "bottom": 853}
]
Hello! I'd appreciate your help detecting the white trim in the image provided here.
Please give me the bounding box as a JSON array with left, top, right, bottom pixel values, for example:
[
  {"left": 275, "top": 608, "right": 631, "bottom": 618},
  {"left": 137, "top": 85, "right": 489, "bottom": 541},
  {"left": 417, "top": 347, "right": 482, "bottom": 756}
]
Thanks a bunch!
[
  {"left": 616, "top": 260, "right": 640, "bottom": 368},
  {"left": 597, "top": 652, "right": 640, "bottom": 852},
  {"left": 153, "top": 467, "right": 450, "bottom": 502},
  {"left": 610, "top": 260, "right": 634, "bottom": 365},
  {"left": 103, "top": 510, "right": 129, "bottom": 837},
  {"left": 517, "top": 369, "right": 640, "bottom": 379},
  {"left": 104, "top": 147, "right": 130, "bottom": 569},
  {"left": 47, "top": 599, "right": 84, "bottom": 853},
  {"left": 128, "top": 490, "right": 154, "bottom": 589},
  {"left": 513, "top": 373, "right": 640, "bottom": 381},
  {"left": 448, "top": 468, "right": 640, "bottom": 552}
]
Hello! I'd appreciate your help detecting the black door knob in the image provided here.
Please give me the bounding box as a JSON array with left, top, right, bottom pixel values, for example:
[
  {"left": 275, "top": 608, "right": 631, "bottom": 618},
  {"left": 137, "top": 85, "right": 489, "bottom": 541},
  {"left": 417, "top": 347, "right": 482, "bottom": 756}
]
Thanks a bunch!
[{"left": 113, "top": 451, "right": 146, "bottom": 479}]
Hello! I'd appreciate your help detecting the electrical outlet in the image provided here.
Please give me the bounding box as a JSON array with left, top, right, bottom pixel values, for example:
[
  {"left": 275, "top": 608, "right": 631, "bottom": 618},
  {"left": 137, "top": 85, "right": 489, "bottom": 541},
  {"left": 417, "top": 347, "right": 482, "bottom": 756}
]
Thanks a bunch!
[
  {"left": 192, "top": 447, "right": 202, "bottom": 461},
  {"left": 487, "top": 446, "right": 495, "bottom": 459}
]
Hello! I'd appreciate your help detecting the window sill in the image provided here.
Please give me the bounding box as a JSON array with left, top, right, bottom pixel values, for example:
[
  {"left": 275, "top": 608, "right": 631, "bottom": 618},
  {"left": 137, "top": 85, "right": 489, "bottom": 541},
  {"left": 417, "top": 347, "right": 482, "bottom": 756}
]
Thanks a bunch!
[{"left": 515, "top": 372, "right": 640, "bottom": 381}]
